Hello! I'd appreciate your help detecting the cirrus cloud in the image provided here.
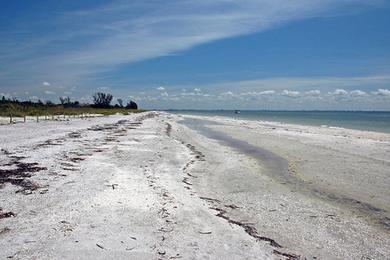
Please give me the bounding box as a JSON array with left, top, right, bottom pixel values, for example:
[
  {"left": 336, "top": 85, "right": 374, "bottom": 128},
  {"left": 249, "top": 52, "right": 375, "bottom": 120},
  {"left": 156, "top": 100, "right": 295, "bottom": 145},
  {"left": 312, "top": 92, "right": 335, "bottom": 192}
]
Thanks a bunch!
[{"left": 0, "top": 0, "right": 385, "bottom": 89}]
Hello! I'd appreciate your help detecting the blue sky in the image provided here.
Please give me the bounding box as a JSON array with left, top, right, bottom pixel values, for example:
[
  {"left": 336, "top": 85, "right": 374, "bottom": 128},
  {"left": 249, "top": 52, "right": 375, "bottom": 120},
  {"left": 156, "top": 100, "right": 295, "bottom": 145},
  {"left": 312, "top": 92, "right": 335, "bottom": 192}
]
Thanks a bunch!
[{"left": 0, "top": 0, "right": 390, "bottom": 110}]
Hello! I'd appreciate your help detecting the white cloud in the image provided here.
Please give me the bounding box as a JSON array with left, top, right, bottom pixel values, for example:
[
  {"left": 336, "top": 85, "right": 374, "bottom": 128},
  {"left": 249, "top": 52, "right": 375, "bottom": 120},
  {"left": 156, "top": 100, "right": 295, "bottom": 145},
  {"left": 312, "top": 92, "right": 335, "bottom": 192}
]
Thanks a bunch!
[
  {"left": 373, "top": 88, "right": 390, "bottom": 97},
  {"left": 238, "top": 91, "right": 273, "bottom": 98},
  {"left": 43, "top": 81, "right": 51, "bottom": 86},
  {"left": 218, "top": 91, "right": 235, "bottom": 100},
  {"left": 169, "top": 97, "right": 180, "bottom": 101},
  {"left": 350, "top": 90, "right": 367, "bottom": 97},
  {"left": 281, "top": 90, "right": 300, "bottom": 97},
  {"left": 146, "top": 96, "right": 158, "bottom": 101},
  {"left": 160, "top": 91, "right": 169, "bottom": 97},
  {"left": 328, "top": 89, "right": 348, "bottom": 96},
  {"left": 1, "top": 0, "right": 383, "bottom": 85},
  {"left": 181, "top": 92, "right": 196, "bottom": 96},
  {"left": 80, "top": 96, "right": 93, "bottom": 103},
  {"left": 259, "top": 90, "right": 275, "bottom": 95},
  {"left": 194, "top": 88, "right": 202, "bottom": 92},
  {"left": 0, "top": 92, "right": 12, "bottom": 99},
  {"left": 44, "top": 90, "right": 55, "bottom": 95},
  {"left": 305, "top": 90, "right": 321, "bottom": 96},
  {"left": 221, "top": 91, "right": 234, "bottom": 96},
  {"left": 157, "top": 86, "right": 165, "bottom": 91},
  {"left": 199, "top": 75, "right": 390, "bottom": 97},
  {"left": 130, "top": 75, "right": 390, "bottom": 109}
]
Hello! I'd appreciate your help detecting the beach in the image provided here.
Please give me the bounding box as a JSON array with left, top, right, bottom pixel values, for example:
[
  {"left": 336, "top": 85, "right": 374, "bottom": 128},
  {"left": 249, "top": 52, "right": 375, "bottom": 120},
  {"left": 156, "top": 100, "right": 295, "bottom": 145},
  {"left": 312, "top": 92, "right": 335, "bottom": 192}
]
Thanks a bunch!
[{"left": 1, "top": 111, "right": 389, "bottom": 259}]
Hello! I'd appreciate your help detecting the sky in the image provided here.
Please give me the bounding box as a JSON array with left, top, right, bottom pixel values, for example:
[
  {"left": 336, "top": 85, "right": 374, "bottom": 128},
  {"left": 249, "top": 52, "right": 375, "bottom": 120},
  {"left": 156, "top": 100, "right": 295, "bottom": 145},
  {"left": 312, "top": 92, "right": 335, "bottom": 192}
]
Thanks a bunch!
[{"left": 0, "top": 0, "right": 390, "bottom": 110}]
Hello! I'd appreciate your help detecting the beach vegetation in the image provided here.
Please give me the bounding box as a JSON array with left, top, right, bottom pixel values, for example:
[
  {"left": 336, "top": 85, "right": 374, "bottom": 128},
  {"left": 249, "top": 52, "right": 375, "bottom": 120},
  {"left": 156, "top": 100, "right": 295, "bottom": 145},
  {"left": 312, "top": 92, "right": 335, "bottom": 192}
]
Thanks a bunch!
[
  {"left": 0, "top": 93, "right": 143, "bottom": 118},
  {"left": 93, "top": 92, "right": 113, "bottom": 108},
  {"left": 117, "top": 98, "right": 124, "bottom": 108},
  {"left": 126, "top": 100, "right": 138, "bottom": 110}
]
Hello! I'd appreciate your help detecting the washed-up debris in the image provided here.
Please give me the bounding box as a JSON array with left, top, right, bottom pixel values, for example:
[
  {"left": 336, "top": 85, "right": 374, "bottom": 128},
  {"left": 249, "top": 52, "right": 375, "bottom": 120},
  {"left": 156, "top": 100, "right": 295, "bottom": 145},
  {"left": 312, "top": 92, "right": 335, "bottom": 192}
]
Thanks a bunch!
[
  {"left": 273, "top": 250, "right": 301, "bottom": 260},
  {"left": 208, "top": 205, "right": 301, "bottom": 258},
  {"left": 157, "top": 249, "right": 166, "bottom": 255},
  {"left": 68, "top": 131, "right": 82, "bottom": 138},
  {"left": 166, "top": 123, "right": 172, "bottom": 137},
  {"left": 68, "top": 157, "right": 85, "bottom": 163},
  {"left": 0, "top": 208, "right": 16, "bottom": 219},
  {"left": 187, "top": 172, "right": 198, "bottom": 178},
  {"left": 0, "top": 227, "right": 11, "bottom": 234},
  {"left": 199, "top": 197, "right": 221, "bottom": 203},
  {"left": 96, "top": 244, "right": 105, "bottom": 250},
  {"left": 158, "top": 227, "right": 173, "bottom": 233},
  {"left": 182, "top": 178, "right": 192, "bottom": 186},
  {"left": 35, "top": 138, "right": 65, "bottom": 148},
  {"left": 0, "top": 156, "right": 46, "bottom": 193},
  {"left": 169, "top": 253, "right": 182, "bottom": 259},
  {"left": 225, "top": 204, "right": 240, "bottom": 209}
]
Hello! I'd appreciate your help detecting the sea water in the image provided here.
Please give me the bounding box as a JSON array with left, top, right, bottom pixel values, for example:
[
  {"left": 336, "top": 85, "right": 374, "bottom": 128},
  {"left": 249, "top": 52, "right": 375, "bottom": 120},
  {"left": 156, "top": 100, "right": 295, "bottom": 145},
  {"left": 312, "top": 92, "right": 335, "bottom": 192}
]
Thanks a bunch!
[{"left": 169, "top": 110, "right": 390, "bottom": 133}]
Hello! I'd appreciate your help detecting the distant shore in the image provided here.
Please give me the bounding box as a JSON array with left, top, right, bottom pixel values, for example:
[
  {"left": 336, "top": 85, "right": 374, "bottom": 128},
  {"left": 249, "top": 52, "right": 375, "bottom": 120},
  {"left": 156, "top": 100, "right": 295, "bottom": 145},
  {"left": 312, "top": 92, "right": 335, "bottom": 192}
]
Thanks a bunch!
[{"left": 1, "top": 112, "right": 389, "bottom": 259}]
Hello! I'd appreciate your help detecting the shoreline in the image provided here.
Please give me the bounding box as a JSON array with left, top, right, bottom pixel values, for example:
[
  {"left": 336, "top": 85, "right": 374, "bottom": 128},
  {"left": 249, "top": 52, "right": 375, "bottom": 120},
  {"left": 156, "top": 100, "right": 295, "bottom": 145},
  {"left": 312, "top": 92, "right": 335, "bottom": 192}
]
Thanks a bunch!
[
  {"left": 169, "top": 110, "right": 390, "bottom": 134},
  {"left": 179, "top": 116, "right": 390, "bottom": 229},
  {"left": 1, "top": 112, "right": 389, "bottom": 259},
  {"left": 179, "top": 114, "right": 390, "bottom": 201}
]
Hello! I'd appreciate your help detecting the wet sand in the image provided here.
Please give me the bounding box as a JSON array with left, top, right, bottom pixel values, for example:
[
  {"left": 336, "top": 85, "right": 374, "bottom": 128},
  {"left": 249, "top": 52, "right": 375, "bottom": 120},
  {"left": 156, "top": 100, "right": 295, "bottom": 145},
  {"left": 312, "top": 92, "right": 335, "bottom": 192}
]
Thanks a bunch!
[{"left": 180, "top": 117, "right": 390, "bottom": 230}]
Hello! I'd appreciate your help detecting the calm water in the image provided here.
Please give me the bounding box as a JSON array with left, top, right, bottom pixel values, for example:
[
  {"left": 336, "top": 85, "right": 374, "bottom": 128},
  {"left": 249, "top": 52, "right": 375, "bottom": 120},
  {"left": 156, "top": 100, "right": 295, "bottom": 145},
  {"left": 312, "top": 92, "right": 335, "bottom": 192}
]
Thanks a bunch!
[{"left": 169, "top": 110, "right": 390, "bottom": 133}]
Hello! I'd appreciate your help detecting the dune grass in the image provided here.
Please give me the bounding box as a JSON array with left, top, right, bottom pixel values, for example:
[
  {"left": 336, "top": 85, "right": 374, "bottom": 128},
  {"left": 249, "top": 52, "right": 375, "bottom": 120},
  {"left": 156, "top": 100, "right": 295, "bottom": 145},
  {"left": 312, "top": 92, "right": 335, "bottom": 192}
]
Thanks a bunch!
[{"left": 0, "top": 103, "right": 146, "bottom": 117}]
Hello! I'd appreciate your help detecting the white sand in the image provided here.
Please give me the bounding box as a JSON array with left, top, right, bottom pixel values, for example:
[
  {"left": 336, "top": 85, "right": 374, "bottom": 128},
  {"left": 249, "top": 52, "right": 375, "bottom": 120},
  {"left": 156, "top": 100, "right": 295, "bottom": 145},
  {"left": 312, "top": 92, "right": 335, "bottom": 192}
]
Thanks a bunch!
[{"left": 0, "top": 112, "right": 389, "bottom": 259}]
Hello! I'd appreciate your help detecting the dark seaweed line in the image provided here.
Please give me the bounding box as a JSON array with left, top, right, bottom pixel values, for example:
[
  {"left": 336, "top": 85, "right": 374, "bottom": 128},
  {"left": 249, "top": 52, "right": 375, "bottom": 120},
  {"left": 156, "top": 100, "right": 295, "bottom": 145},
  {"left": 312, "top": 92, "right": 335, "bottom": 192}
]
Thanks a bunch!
[
  {"left": 0, "top": 155, "right": 47, "bottom": 193},
  {"left": 177, "top": 136, "right": 300, "bottom": 260}
]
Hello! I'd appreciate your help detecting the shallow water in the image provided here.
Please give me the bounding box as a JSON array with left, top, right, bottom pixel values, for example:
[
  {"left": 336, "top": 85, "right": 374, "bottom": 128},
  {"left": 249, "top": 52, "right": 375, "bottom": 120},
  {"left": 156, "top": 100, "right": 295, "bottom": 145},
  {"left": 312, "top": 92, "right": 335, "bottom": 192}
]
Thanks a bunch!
[
  {"left": 171, "top": 110, "right": 390, "bottom": 133},
  {"left": 179, "top": 118, "right": 290, "bottom": 183}
]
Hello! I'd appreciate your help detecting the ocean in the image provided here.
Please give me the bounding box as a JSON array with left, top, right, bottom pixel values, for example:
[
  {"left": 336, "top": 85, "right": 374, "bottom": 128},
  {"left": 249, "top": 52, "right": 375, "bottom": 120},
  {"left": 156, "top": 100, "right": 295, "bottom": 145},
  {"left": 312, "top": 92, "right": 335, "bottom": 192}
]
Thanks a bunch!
[{"left": 169, "top": 110, "right": 390, "bottom": 133}]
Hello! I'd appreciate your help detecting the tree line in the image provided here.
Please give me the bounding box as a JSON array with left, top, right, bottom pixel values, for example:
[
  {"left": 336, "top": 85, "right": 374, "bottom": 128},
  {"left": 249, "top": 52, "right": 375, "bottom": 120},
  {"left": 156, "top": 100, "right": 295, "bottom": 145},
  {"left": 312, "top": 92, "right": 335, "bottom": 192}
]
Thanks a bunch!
[{"left": 0, "top": 92, "right": 138, "bottom": 110}]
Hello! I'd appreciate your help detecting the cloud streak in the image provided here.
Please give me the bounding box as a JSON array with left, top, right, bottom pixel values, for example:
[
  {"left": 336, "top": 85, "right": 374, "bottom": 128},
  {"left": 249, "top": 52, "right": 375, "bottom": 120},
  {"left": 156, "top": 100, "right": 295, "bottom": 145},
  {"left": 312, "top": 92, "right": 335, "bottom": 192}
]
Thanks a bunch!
[{"left": 0, "top": 0, "right": 384, "bottom": 86}]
